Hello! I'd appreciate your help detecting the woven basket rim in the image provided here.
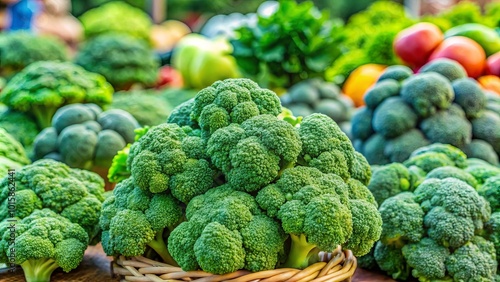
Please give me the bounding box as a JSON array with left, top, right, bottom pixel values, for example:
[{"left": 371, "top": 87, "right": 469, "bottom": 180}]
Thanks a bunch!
[{"left": 112, "top": 246, "right": 357, "bottom": 282}]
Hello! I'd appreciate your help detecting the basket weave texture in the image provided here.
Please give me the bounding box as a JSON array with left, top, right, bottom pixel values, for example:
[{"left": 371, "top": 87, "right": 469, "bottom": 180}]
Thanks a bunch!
[{"left": 112, "top": 246, "right": 356, "bottom": 282}]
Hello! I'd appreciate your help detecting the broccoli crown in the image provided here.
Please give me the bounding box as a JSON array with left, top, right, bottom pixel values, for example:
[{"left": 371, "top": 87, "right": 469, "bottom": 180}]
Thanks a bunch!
[
  {"left": 384, "top": 129, "right": 430, "bottom": 163},
  {"left": 0, "top": 109, "right": 39, "bottom": 153},
  {"left": 420, "top": 104, "right": 472, "bottom": 148},
  {"left": 466, "top": 163, "right": 500, "bottom": 185},
  {"left": 207, "top": 114, "right": 301, "bottom": 192},
  {"left": 32, "top": 104, "right": 139, "bottom": 173},
  {"left": 400, "top": 72, "right": 455, "bottom": 118},
  {"left": 461, "top": 139, "right": 499, "bottom": 166},
  {"left": 75, "top": 34, "right": 159, "bottom": 89},
  {"left": 376, "top": 65, "right": 413, "bottom": 82},
  {"left": 361, "top": 134, "right": 391, "bottom": 165},
  {"left": 483, "top": 212, "right": 500, "bottom": 262},
  {"left": 0, "top": 209, "right": 88, "bottom": 282},
  {"left": 190, "top": 78, "right": 282, "bottom": 137},
  {"left": 363, "top": 79, "right": 400, "bottom": 109},
  {"left": 0, "top": 61, "right": 114, "bottom": 129},
  {"left": 111, "top": 91, "right": 172, "bottom": 127},
  {"left": 127, "top": 123, "right": 215, "bottom": 202},
  {"left": 404, "top": 152, "right": 456, "bottom": 174},
  {"left": 167, "top": 98, "right": 198, "bottom": 128},
  {"left": 368, "top": 163, "right": 412, "bottom": 206},
  {"left": 451, "top": 78, "right": 486, "bottom": 119},
  {"left": 478, "top": 176, "right": 500, "bottom": 213},
  {"left": 0, "top": 32, "right": 68, "bottom": 76},
  {"left": 344, "top": 199, "right": 383, "bottom": 256},
  {"left": 168, "top": 185, "right": 286, "bottom": 273},
  {"left": 351, "top": 106, "right": 374, "bottom": 141},
  {"left": 426, "top": 166, "right": 478, "bottom": 188},
  {"left": 374, "top": 241, "right": 410, "bottom": 280},
  {"left": 472, "top": 110, "right": 500, "bottom": 154},
  {"left": 0, "top": 128, "right": 31, "bottom": 175},
  {"left": 79, "top": 1, "right": 152, "bottom": 43},
  {"left": 409, "top": 143, "right": 468, "bottom": 169},
  {"left": 0, "top": 159, "right": 105, "bottom": 240},
  {"left": 99, "top": 177, "right": 183, "bottom": 264},
  {"left": 372, "top": 96, "right": 418, "bottom": 138},
  {"left": 402, "top": 238, "right": 450, "bottom": 281},
  {"left": 419, "top": 58, "right": 468, "bottom": 82}
]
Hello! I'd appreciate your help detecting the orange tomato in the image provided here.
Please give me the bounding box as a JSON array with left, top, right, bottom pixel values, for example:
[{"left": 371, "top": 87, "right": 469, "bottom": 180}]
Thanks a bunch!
[
  {"left": 342, "top": 64, "right": 386, "bottom": 107},
  {"left": 477, "top": 75, "right": 500, "bottom": 95}
]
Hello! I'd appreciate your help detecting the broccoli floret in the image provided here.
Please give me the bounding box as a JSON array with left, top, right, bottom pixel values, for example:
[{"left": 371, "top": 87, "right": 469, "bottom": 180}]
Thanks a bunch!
[
  {"left": 424, "top": 206, "right": 476, "bottom": 249},
  {"left": 0, "top": 61, "right": 113, "bottom": 129},
  {"left": 374, "top": 241, "right": 410, "bottom": 280},
  {"left": 0, "top": 209, "right": 88, "bottom": 282},
  {"left": 0, "top": 128, "right": 31, "bottom": 175},
  {"left": 97, "top": 109, "right": 140, "bottom": 144},
  {"left": 343, "top": 199, "right": 383, "bottom": 256},
  {"left": 400, "top": 72, "right": 455, "bottom": 118},
  {"left": 483, "top": 212, "right": 500, "bottom": 263},
  {"left": 471, "top": 110, "right": 500, "bottom": 154},
  {"left": 404, "top": 152, "right": 456, "bottom": 173},
  {"left": 0, "top": 109, "right": 40, "bottom": 153},
  {"left": 368, "top": 163, "right": 412, "bottom": 206},
  {"left": 478, "top": 176, "right": 500, "bottom": 213},
  {"left": 351, "top": 106, "right": 374, "bottom": 141},
  {"left": 426, "top": 166, "right": 478, "bottom": 188},
  {"left": 207, "top": 114, "right": 301, "bottom": 192},
  {"left": 363, "top": 79, "right": 400, "bottom": 109},
  {"left": 376, "top": 65, "right": 413, "bottom": 82},
  {"left": 446, "top": 236, "right": 497, "bottom": 282},
  {"left": 110, "top": 91, "right": 172, "bottom": 126},
  {"left": 451, "top": 78, "right": 486, "bottom": 119},
  {"left": 350, "top": 151, "right": 372, "bottom": 186},
  {"left": 167, "top": 98, "right": 198, "bottom": 128},
  {"left": 372, "top": 97, "right": 418, "bottom": 138},
  {"left": 51, "top": 103, "right": 97, "bottom": 134},
  {"left": 0, "top": 32, "right": 68, "bottom": 77},
  {"left": 75, "top": 34, "right": 159, "bottom": 90},
  {"left": 384, "top": 129, "right": 430, "bottom": 163},
  {"left": 378, "top": 192, "right": 425, "bottom": 246},
  {"left": 409, "top": 143, "right": 468, "bottom": 169},
  {"left": 461, "top": 139, "right": 499, "bottom": 165},
  {"left": 465, "top": 163, "right": 500, "bottom": 185},
  {"left": 362, "top": 134, "right": 390, "bottom": 165},
  {"left": 402, "top": 238, "right": 450, "bottom": 281},
  {"left": 190, "top": 78, "right": 281, "bottom": 137},
  {"left": 347, "top": 178, "right": 377, "bottom": 207},
  {"left": 100, "top": 177, "right": 182, "bottom": 265},
  {"left": 420, "top": 104, "right": 472, "bottom": 148},
  {"left": 419, "top": 58, "right": 468, "bottom": 82}
]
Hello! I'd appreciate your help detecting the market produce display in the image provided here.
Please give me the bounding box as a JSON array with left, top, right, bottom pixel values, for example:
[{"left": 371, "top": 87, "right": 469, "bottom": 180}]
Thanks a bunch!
[
  {"left": 0, "top": 32, "right": 68, "bottom": 77},
  {"left": 351, "top": 59, "right": 500, "bottom": 165},
  {"left": 360, "top": 143, "right": 500, "bottom": 281},
  {"left": 0, "top": 159, "right": 106, "bottom": 282},
  {"left": 74, "top": 34, "right": 160, "bottom": 90},
  {"left": 31, "top": 103, "right": 140, "bottom": 187},
  {"left": 0, "top": 61, "right": 114, "bottom": 129}
]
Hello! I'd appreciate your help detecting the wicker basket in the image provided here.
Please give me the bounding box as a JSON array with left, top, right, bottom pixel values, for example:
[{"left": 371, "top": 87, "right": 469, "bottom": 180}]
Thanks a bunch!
[{"left": 112, "top": 246, "right": 357, "bottom": 282}]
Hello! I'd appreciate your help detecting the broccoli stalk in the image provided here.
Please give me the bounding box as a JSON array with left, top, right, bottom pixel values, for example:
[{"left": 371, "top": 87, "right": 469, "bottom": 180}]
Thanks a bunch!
[
  {"left": 21, "top": 259, "right": 60, "bottom": 282},
  {"left": 32, "top": 106, "right": 57, "bottom": 131},
  {"left": 283, "top": 234, "right": 320, "bottom": 269},
  {"left": 148, "top": 230, "right": 176, "bottom": 266}
]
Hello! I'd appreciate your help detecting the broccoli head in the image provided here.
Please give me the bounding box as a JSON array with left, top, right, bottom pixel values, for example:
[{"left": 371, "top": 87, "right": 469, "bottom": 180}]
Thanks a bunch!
[
  {"left": 426, "top": 166, "right": 478, "bottom": 188},
  {"left": 419, "top": 58, "right": 468, "bottom": 82},
  {"left": 167, "top": 98, "right": 198, "bottom": 128},
  {"left": 471, "top": 110, "right": 500, "bottom": 155},
  {"left": 0, "top": 61, "right": 113, "bottom": 129},
  {"left": 190, "top": 78, "right": 282, "bottom": 137},
  {"left": 466, "top": 162, "right": 500, "bottom": 185},
  {"left": 0, "top": 209, "right": 88, "bottom": 282},
  {"left": 451, "top": 78, "right": 486, "bottom": 119},
  {"left": 110, "top": 91, "right": 172, "bottom": 126},
  {"left": 384, "top": 129, "right": 430, "bottom": 163},
  {"left": 461, "top": 139, "right": 499, "bottom": 165},
  {"left": 363, "top": 79, "right": 400, "bottom": 109},
  {"left": 478, "top": 176, "right": 500, "bottom": 213},
  {"left": 374, "top": 241, "right": 410, "bottom": 280},
  {"left": 372, "top": 97, "right": 418, "bottom": 139},
  {"left": 483, "top": 212, "right": 500, "bottom": 264},
  {"left": 0, "top": 109, "right": 40, "bottom": 154},
  {"left": 401, "top": 238, "right": 450, "bottom": 281},
  {"left": 368, "top": 163, "right": 413, "bottom": 206},
  {"left": 409, "top": 143, "right": 468, "bottom": 169},
  {"left": 75, "top": 34, "right": 159, "bottom": 90},
  {"left": 376, "top": 65, "right": 413, "bottom": 82},
  {"left": 0, "top": 128, "right": 31, "bottom": 175},
  {"left": 400, "top": 72, "right": 455, "bottom": 118},
  {"left": 350, "top": 106, "right": 374, "bottom": 141}
]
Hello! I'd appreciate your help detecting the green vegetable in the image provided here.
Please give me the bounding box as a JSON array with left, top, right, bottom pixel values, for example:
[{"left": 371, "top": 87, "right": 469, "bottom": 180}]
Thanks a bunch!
[
  {"left": 110, "top": 91, "right": 172, "bottom": 126},
  {"left": 0, "top": 128, "right": 31, "bottom": 175},
  {"left": 425, "top": 166, "right": 478, "bottom": 188},
  {"left": 0, "top": 32, "right": 68, "bottom": 77},
  {"left": 420, "top": 105, "right": 472, "bottom": 148},
  {"left": 478, "top": 176, "right": 500, "bottom": 212},
  {"left": 75, "top": 34, "right": 159, "bottom": 90},
  {"left": 376, "top": 65, "right": 413, "bottom": 83},
  {"left": 384, "top": 129, "right": 430, "bottom": 163},
  {"left": 231, "top": 0, "right": 344, "bottom": 89},
  {"left": 461, "top": 139, "right": 499, "bottom": 166},
  {"left": 0, "top": 109, "right": 40, "bottom": 153},
  {"left": 419, "top": 58, "right": 468, "bottom": 82},
  {"left": 79, "top": 1, "right": 152, "bottom": 43},
  {"left": 363, "top": 79, "right": 400, "bottom": 109},
  {"left": 372, "top": 97, "right": 417, "bottom": 139},
  {"left": 471, "top": 111, "right": 500, "bottom": 155},
  {"left": 368, "top": 163, "right": 412, "bottom": 206},
  {"left": 0, "top": 209, "right": 89, "bottom": 282},
  {"left": 373, "top": 241, "right": 410, "bottom": 280},
  {"left": 0, "top": 61, "right": 113, "bottom": 129},
  {"left": 402, "top": 238, "right": 450, "bottom": 281}
]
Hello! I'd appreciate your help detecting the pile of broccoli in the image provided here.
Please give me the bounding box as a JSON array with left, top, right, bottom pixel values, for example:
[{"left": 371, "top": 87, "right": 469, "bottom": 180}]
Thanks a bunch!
[
  {"left": 0, "top": 128, "right": 30, "bottom": 175},
  {"left": 75, "top": 34, "right": 160, "bottom": 90},
  {"left": 0, "top": 61, "right": 114, "bottom": 129},
  {"left": 32, "top": 103, "right": 140, "bottom": 189},
  {"left": 351, "top": 58, "right": 500, "bottom": 165},
  {"left": 361, "top": 143, "right": 500, "bottom": 281},
  {"left": 0, "top": 159, "right": 106, "bottom": 282},
  {"left": 101, "top": 78, "right": 382, "bottom": 275},
  {"left": 0, "top": 32, "right": 68, "bottom": 77}
]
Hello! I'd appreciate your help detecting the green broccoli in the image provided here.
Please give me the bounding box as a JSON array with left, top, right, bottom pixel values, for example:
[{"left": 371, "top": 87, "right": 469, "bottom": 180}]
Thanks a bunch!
[
  {"left": 420, "top": 104, "right": 472, "bottom": 148},
  {"left": 374, "top": 241, "right": 410, "bottom": 280},
  {"left": 207, "top": 114, "right": 301, "bottom": 192},
  {"left": 0, "top": 61, "right": 113, "bottom": 129},
  {"left": 350, "top": 106, "right": 374, "bottom": 141},
  {"left": 471, "top": 110, "right": 500, "bottom": 155},
  {"left": 465, "top": 162, "right": 500, "bottom": 185},
  {"left": 0, "top": 159, "right": 105, "bottom": 241},
  {"left": 445, "top": 236, "right": 497, "bottom": 282},
  {"left": 0, "top": 109, "right": 40, "bottom": 153},
  {"left": 400, "top": 72, "right": 455, "bottom": 118},
  {"left": 372, "top": 97, "right": 418, "bottom": 139},
  {"left": 190, "top": 78, "right": 281, "bottom": 137},
  {"left": 128, "top": 123, "right": 216, "bottom": 203},
  {"left": 384, "top": 129, "right": 430, "bottom": 163},
  {"left": 376, "top": 65, "right": 413, "bottom": 82},
  {"left": 110, "top": 91, "right": 172, "bottom": 126},
  {"left": 361, "top": 134, "right": 390, "bottom": 165},
  {"left": 461, "top": 139, "right": 499, "bottom": 165},
  {"left": 0, "top": 32, "right": 68, "bottom": 77},
  {"left": 483, "top": 212, "right": 500, "bottom": 264},
  {"left": 409, "top": 143, "right": 468, "bottom": 169},
  {"left": 0, "top": 209, "right": 88, "bottom": 282},
  {"left": 99, "top": 177, "right": 183, "bottom": 265},
  {"left": 401, "top": 238, "right": 450, "bottom": 281},
  {"left": 168, "top": 185, "right": 286, "bottom": 273},
  {"left": 166, "top": 98, "right": 198, "bottom": 128},
  {"left": 368, "top": 163, "right": 412, "bottom": 206},
  {"left": 404, "top": 152, "right": 456, "bottom": 173},
  {"left": 419, "top": 58, "right": 468, "bottom": 82},
  {"left": 363, "top": 79, "right": 400, "bottom": 109},
  {"left": 344, "top": 199, "right": 383, "bottom": 256},
  {"left": 478, "top": 176, "right": 500, "bottom": 213},
  {"left": 451, "top": 78, "right": 486, "bottom": 119},
  {"left": 426, "top": 166, "right": 478, "bottom": 188},
  {"left": 75, "top": 34, "right": 159, "bottom": 90},
  {"left": 0, "top": 128, "right": 31, "bottom": 175}
]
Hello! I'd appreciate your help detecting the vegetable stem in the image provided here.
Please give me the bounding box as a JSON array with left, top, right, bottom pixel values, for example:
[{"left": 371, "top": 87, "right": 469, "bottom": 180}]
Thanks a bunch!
[
  {"left": 282, "top": 234, "right": 317, "bottom": 269},
  {"left": 147, "top": 230, "right": 178, "bottom": 266},
  {"left": 21, "top": 258, "right": 60, "bottom": 282}
]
